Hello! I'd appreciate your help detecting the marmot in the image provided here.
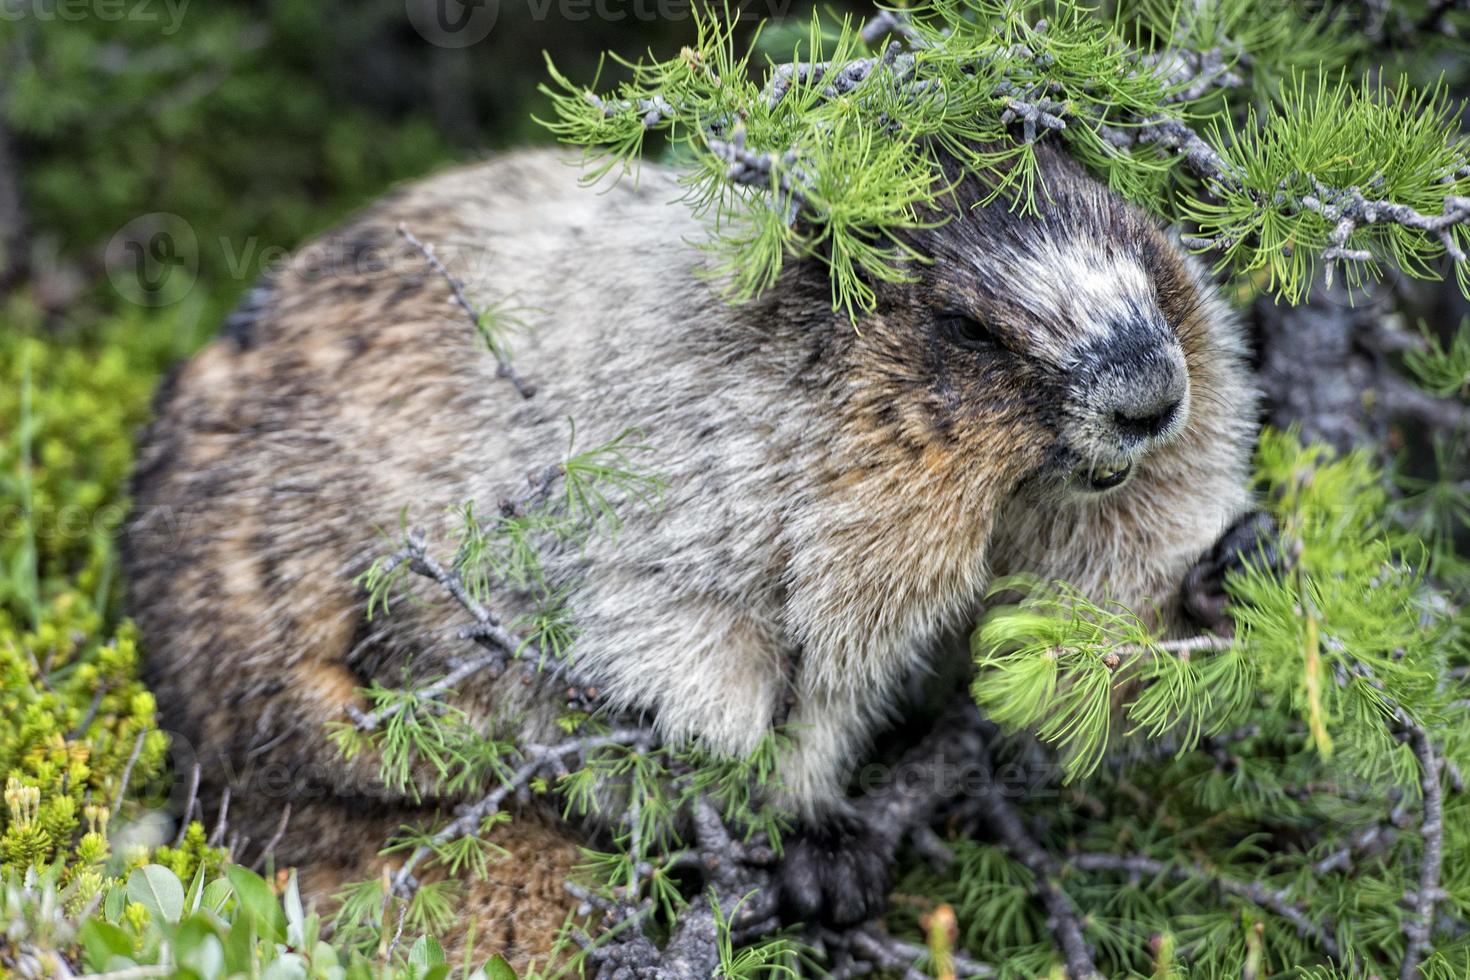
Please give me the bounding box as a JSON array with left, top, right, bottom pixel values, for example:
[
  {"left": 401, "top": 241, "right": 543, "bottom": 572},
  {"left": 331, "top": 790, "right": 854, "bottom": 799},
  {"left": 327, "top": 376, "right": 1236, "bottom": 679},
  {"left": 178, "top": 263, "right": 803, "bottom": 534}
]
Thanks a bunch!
[{"left": 123, "top": 145, "right": 1261, "bottom": 967}]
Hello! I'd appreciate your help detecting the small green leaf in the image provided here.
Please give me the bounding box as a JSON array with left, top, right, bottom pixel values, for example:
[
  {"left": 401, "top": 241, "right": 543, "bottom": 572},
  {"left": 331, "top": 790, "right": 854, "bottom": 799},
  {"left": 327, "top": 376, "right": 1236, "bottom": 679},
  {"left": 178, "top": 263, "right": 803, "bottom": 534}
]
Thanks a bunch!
[
  {"left": 127, "top": 864, "right": 186, "bottom": 924},
  {"left": 186, "top": 863, "right": 207, "bottom": 915},
  {"left": 222, "top": 909, "right": 258, "bottom": 974},
  {"left": 226, "top": 864, "right": 287, "bottom": 942},
  {"left": 283, "top": 870, "right": 306, "bottom": 948},
  {"left": 175, "top": 914, "right": 226, "bottom": 979},
  {"left": 483, "top": 954, "right": 518, "bottom": 980},
  {"left": 202, "top": 878, "right": 234, "bottom": 915},
  {"left": 104, "top": 885, "right": 127, "bottom": 923},
  {"left": 78, "top": 918, "right": 134, "bottom": 971},
  {"left": 410, "top": 934, "right": 447, "bottom": 968}
]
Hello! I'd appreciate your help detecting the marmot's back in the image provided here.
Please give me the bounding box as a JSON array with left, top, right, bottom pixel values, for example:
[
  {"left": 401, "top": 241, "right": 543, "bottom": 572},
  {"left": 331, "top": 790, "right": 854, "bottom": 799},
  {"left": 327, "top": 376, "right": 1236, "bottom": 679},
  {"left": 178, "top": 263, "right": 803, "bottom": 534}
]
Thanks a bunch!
[
  {"left": 125, "top": 151, "right": 743, "bottom": 966},
  {"left": 128, "top": 151, "right": 715, "bottom": 765}
]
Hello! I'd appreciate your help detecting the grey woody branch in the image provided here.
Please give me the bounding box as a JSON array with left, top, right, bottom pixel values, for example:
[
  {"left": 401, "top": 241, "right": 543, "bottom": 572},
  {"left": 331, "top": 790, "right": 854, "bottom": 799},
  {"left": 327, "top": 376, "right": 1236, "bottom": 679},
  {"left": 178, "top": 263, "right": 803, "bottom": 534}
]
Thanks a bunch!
[
  {"left": 967, "top": 732, "right": 1100, "bottom": 980},
  {"left": 568, "top": 796, "right": 781, "bottom": 979},
  {"left": 552, "top": 699, "right": 1012, "bottom": 978},
  {"left": 349, "top": 465, "right": 599, "bottom": 733},
  {"left": 1068, "top": 853, "right": 1347, "bottom": 965},
  {"left": 391, "top": 728, "right": 650, "bottom": 898},
  {"left": 1304, "top": 175, "right": 1470, "bottom": 265},
  {"left": 873, "top": 10, "right": 1470, "bottom": 282},
  {"left": 704, "top": 129, "right": 812, "bottom": 223},
  {"left": 348, "top": 533, "right": 600, "bottom": 733}
]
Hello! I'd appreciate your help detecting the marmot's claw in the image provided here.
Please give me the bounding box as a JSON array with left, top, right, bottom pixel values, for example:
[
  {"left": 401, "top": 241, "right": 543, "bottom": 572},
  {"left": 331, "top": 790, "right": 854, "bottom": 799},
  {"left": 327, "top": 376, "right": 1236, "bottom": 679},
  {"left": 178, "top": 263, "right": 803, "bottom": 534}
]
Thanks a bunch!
[
  {"left": 776, "top": 816, "right": 892, "bottom": 927},
  {"left": 1182, "top": 510, "right": 1284, "bottom": 635}
]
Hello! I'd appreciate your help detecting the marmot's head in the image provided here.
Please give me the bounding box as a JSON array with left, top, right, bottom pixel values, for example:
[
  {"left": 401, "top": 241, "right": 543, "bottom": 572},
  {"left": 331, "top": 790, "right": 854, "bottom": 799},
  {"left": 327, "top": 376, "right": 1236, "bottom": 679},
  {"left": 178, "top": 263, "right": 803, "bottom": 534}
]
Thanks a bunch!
[{"left": 813, "top": 145, "right": 1230, "bottom": 509}]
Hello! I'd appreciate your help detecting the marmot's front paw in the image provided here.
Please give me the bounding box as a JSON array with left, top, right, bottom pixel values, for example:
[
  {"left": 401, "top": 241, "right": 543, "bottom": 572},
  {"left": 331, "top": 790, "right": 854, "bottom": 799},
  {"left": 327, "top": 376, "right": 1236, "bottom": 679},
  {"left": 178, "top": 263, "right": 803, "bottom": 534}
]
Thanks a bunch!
[
  {"left": 776, "top": 815, "right": 892, "bottom": 926},
  {"left": 1183, "top": 510, "right": 1284, "bottom": 634}
]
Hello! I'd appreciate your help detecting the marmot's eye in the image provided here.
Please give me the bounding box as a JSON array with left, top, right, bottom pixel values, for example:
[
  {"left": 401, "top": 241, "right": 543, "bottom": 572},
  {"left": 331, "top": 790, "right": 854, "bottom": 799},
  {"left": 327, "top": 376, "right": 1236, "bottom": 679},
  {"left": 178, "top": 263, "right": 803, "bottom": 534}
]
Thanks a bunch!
[{"left": 939, "top": 313, "right": 999, "bottom": 352}]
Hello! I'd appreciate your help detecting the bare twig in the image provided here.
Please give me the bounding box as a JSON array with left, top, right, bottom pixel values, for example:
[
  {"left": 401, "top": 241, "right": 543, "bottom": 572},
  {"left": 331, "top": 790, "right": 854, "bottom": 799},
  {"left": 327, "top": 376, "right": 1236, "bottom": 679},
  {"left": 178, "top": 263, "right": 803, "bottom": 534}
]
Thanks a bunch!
[
  {"left": 251, "top": 804, "right": 293, "bottom": 873},
  {"left": 68, "top": 685, "right": 109, "bottom": 741},
  {"left": 171, "top": 764, "right": 201, "bottom": 848},
  {"left": 109, "top": 730, "right": 148, "bottom": 817},
  {"left": 389, "top": 728, "right": 648, "bottom": 896},
  {"left": 350, "top": 522, "right": 600, "bottom": 733},
  {"left": 845, "top": 928, "right": 995, "bottom": 980},
  {"left": 207, "top": 787, "right": 231, "bottom": 848},
  {"left": 397, "top": 223, "right": 536, "bottom": 399},
  {"left": 858, "top": 9, "right": 925, "bottom": 48},
  {"left": 1312, "top": 823, "right": 1396, "bottom": 876},
  {"left": 1376, "top": 373, "right": 1470, "bottom": 433}
]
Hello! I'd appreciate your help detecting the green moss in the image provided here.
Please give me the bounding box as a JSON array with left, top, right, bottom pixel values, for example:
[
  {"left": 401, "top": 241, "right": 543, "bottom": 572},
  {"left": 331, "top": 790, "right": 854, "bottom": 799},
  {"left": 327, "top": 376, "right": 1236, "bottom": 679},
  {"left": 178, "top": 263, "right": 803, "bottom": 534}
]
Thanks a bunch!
[
  {"left": 151, "top": 822, "right": 228, "bottom": 886},
  {"left": 0, "top": 298, "right": 228, "bottom": 971}
]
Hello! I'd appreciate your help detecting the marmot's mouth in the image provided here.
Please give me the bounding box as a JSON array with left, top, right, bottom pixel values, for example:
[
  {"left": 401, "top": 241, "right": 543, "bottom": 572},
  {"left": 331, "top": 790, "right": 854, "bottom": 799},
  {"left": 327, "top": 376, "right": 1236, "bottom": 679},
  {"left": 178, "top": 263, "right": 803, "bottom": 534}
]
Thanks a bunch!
[{"left": 1082, "top": 459, "right": 1133, "bottom": 492}]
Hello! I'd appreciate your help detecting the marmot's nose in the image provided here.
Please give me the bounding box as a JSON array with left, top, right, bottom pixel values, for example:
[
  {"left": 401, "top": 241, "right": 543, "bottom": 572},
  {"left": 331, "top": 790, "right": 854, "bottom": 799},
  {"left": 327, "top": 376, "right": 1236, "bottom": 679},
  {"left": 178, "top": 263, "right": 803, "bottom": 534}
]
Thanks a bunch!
[
  {"left": 1114, "top": 395, "right": 1181, "bottom": 442},
  {"left": 1072, "top": 321, "right": 1188, "bottom": 446},
  {"left": 1085, "top": 352, "right": 1187, "bottom": 446}
]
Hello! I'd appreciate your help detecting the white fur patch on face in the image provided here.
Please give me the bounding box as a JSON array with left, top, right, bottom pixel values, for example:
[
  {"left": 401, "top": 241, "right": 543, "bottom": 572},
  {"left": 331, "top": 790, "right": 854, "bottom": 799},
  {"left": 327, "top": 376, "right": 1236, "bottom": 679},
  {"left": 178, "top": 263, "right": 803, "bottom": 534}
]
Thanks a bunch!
[{"left": 986, "top": 238, "right": 1155, "bottom": 364}]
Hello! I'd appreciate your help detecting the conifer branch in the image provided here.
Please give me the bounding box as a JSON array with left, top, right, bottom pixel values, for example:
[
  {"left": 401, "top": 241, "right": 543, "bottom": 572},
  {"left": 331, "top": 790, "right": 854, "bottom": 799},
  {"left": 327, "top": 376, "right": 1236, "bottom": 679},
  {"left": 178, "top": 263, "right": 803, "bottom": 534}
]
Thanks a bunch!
[
  {"left": 1326, "top": 655, "right": 1449, "bottom": 980},
  {"left": 390, "top": 728, "right": 649, "bottom": 897},
  {"left": 567, "top": 700, "right": 1009, "bottom": 977},
  {"left": 1097, "top": 115, "right": 1239, "bottom": 185},
  {"left": 1401, "top": 725, "right": 1445, "bottom": 980},
  {"left": 350, "top": 518, "right": 601, "bottom": 733},
  {"left": 584, "top": 91, "right": 674, "bottom": 129},
  {"left": 858, "top": 9, "right": 926, "bottom": 48},
  {"left": 704, "top": 130, "right": 811, "bottom": 222},
  {"left": 568, "top": 795, "right": 781, "bottom": 978},
  {"left": 1311, "top": 822, "right": 1397, "bottom": 876},
  {"left": 834, "top": 927, "right": 996, "bottom": 979},
  {"left": 1376, "top": 372, "right": 1470, "bottom": 433},
  {"left": 1305, "top": 176, "right": 1470, "bottom": 266},
  {"left": 543, "top": 2, "right": 1470, "bottom": 313},
  {"left": 1101, "top": 633, "right": 1236, "bottom": 668}
]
